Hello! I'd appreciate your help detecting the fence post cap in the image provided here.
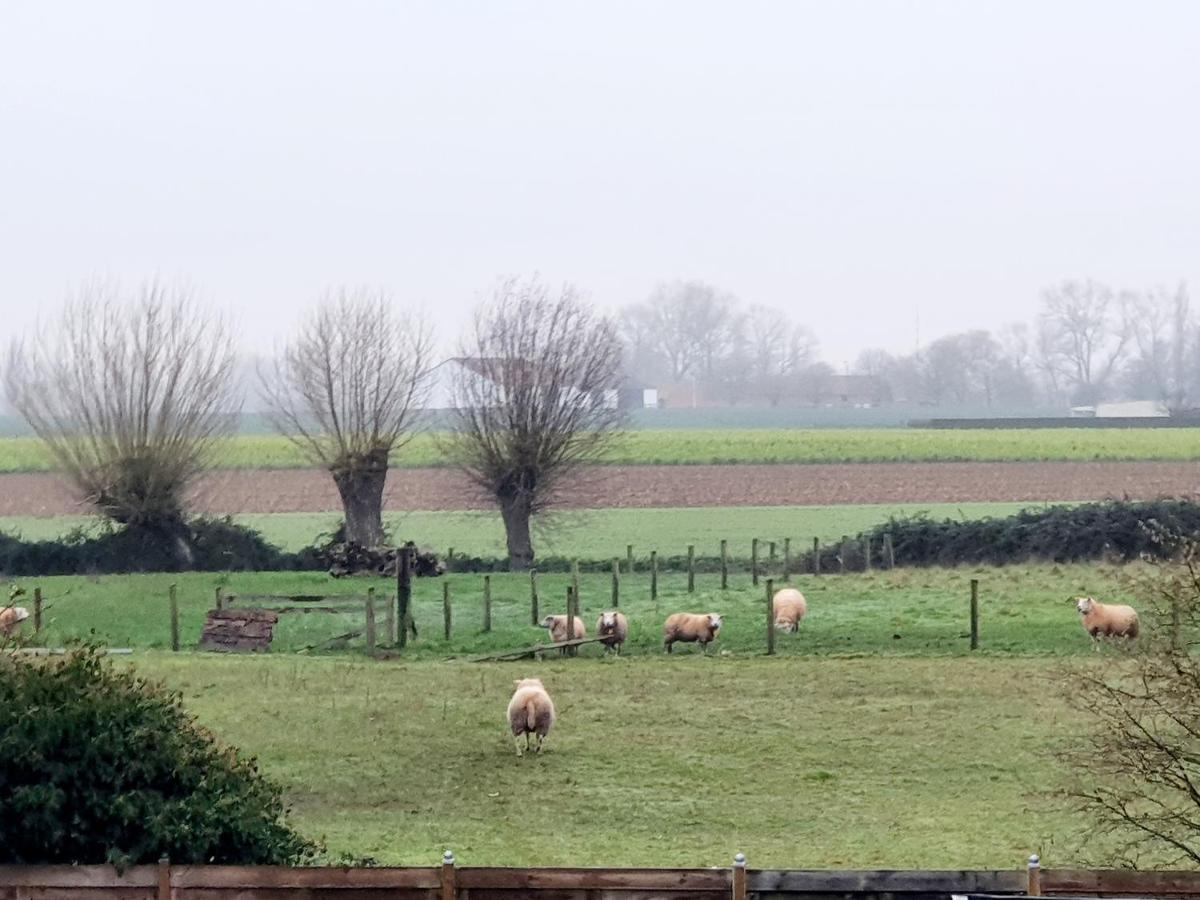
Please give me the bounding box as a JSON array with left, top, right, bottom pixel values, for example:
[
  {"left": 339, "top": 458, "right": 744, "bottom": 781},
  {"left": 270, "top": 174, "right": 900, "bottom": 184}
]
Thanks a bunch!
[
  {"left": 1028, "top": 853, "right": 1040, "bottom": 867},
  {"left": 733, "top": 852, "right": 746, "bottom": 867},
  {"left": 443, "top": 849, "right": 455, "bottom": 865}
]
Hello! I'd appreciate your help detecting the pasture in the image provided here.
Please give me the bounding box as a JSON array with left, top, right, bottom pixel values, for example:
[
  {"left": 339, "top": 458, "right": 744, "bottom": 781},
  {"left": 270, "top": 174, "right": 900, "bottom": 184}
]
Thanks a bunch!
[
  {"left": 0, "top": 502, "right": 1035, "bottom": 555},
  {"left": 2, "top": 427, "right": 1200, "bottom": 472},
  {"left": 7, "top": 561, "right": 1152, "bottom": 866}
]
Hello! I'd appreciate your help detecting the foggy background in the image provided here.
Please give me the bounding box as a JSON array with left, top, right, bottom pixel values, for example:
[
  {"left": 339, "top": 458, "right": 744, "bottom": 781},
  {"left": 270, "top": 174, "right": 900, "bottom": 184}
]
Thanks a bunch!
[{"left": 1, "top": 0, "right": 1196, "bottom": 379}]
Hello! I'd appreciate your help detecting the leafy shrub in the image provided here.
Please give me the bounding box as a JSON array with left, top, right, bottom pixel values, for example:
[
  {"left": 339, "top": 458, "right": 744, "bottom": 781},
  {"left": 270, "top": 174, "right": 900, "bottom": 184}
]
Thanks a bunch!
[{"left": 0, "top": 646, "right": 315, "bottom": 867}]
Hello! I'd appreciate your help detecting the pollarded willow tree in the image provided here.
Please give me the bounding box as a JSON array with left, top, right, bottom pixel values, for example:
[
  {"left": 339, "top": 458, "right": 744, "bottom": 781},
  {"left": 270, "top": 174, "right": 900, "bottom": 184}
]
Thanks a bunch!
[
  {"left": 260, "top": 289, "right": 434, "bottom": 547},
  {"left": 3, "top": 283, "right": 238, "bottom": 555},
  {"left": 447, "top": 277, "right": 625, "bottom": 570}
]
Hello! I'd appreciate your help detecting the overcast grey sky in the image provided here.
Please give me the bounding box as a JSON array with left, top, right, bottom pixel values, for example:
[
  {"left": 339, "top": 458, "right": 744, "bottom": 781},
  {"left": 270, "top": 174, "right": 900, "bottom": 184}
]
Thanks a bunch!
[{"left": 1, "top": 1, "right": 1196, "bottom": 370}]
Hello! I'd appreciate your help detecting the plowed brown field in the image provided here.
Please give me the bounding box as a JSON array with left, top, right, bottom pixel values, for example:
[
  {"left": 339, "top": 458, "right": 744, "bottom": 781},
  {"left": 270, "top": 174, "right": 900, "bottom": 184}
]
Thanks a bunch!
[{"left": 3, "top": 461, "right": 1199, "bottom": 516}]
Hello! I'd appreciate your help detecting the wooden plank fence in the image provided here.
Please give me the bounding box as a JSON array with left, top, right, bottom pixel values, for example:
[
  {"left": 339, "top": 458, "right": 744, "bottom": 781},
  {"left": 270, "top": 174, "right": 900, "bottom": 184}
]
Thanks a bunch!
[{"left": 3, "top": 860, "right": 1200, "bottom": 899}]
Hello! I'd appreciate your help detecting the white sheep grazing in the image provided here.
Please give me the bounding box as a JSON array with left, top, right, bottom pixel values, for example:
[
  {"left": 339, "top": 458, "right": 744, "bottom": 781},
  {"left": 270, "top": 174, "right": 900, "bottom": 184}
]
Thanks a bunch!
[
  {"left": 540, "top": 615, "right": 587, "bottom": 655},
  {"left": 663, "top": 612, "right": 723, "bottom": 654},
  {"left": 0, "top": 606, "right": 30, "bottom": 637},
  {"left": 772, "top": 588, "right": 808, "bottom": 633},
  {"left": 596, "top": 610, "right": 629, "bottom": 654},
  {"left": 506, "top": 677, "right": 556, "bottom": 756},
  {"left": 1076, "top": 596, "right": 1139, "bottom": 649}
]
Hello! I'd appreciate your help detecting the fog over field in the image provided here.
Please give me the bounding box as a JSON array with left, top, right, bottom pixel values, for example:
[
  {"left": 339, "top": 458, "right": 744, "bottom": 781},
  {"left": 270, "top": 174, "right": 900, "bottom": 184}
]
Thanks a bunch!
[{"left": 2, "top": 1, "right": 1197, "bottom": 372}]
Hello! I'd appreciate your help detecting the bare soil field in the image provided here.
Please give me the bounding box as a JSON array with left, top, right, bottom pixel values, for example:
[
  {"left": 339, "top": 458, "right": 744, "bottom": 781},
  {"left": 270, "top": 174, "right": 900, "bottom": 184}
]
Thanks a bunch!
[{"left": 2, "top": 460, "right": 1199, "bottom": 516}]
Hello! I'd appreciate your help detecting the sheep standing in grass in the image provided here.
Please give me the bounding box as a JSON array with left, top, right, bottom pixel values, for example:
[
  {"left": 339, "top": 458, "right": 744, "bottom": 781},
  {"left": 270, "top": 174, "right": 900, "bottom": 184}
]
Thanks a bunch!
[
  {"left": 596, "top": 611, "right": 629, "bottom": 654},
  {"left": 0, "top": 606, "right": 29, "bottom": 637},
  {"left": 506, "top": 677, "right": 556, "bottom": 756},
  {"left": 539, "top": 615, "right": 587, "bottom": 655},
  {"left": 772, "top": 588, "right": 808, "bottom": 633},
  {"left": 663, "top": 612, "right": 723, "bottom": 654},
  {"left": 1076, "top": 596, "right": 1139, "bottom": 648}
]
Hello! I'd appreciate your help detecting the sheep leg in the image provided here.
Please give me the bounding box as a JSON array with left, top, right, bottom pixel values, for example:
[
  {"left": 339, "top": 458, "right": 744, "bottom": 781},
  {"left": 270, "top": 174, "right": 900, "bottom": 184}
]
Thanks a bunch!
[
  {"left": 513, "top": 735, "right": 525, "bottom": 757},
  {"left": 535, "top": 733, "right": 545, "bottom": 754}
]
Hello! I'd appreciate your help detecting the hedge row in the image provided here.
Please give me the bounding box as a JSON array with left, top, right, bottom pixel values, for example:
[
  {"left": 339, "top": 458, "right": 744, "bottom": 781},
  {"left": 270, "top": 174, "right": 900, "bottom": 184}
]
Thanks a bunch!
[{"left": 2, "top": 500, "right": 1199, "bottom": 576}]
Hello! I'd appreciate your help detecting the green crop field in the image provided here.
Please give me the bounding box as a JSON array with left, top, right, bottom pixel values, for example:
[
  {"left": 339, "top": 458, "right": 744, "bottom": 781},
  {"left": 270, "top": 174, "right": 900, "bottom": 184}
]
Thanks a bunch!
[
  {"left": 2, "top": 428, "right": 1200, "bottom": 472},
  {"left": 0, "top": 502, "right": 1037, "bottom": 557},
  {"left": 10, "top": 560, "right": 1149, "bottom": 867}
]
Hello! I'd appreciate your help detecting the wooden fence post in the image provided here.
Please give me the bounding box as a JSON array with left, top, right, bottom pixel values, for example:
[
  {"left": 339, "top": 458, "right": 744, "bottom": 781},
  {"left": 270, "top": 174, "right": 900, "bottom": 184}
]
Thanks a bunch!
[
  {"left": 611, "top": 558, "right": 620, "bottom": 608},
  {"left": 884, "top": 532, "right": 895, "bottom": 569},
  {"left": 566, "top": 587, "right": 577, "bottom": 657},
  {"left": 720, "top": 539, "right": 728, "bottom": 589},
  {"left": 397, "top": 546, "right": 413, "bottom": 649},
  {"left": 813, "top": 536, "right": 820, "bottom": 575},
  {"left": 1026, "top": 853, "right": 1041, "bottom": 896},
  {"left": 783, "top": 538, "right": 791, "bottom": 582},
  {"left": 384, "top": 586, "right": 396, "bottom": 644},
  {"left": 627, "top": 544, "right": 634, "bottom": 575},
  {"left": 530, "top": 568, "right": 539, "bottom": 625},
  {"left": 33, "top": 586, "right": 42, "bottom": 633},
  {"left": 969, "top": 578, "right": 980, "bottom": 650},
  {"left": 687, "top": 545, "right": 695, "bottom": 593},
  {"left": 732, "top": 852, "right": 746, "bottom": 900},
  {"left": 650, "top": 551, "right": 658, "bottom": 610},
  {"left": 752, "top": 538, "right": 759, "bottom": 586},
  {"left": 446, "top": 548, "right": 454, "bottom": 573},
  {"left": 482, "top": 575, "right": 492, "bottom": 633},
  {"left": 768, "top": 540, "right": 776, "bottom": 571},
  {"left": 442, "top": 850, "right": 457, "bottom": 900},
  {"left": 839, "top": 535, "right": 849, "bottom": 573},
  {"left": 214, "top": 586, "right": 224, "bottom": 611},
  {"left": 765, "top": 578, "right": 775, "bottom": 656},
  {"left": 862, "top": 536, "right": 871, "bottom": 572},
  {"left": 443, "top": 582, "right": 452, "bottom": 640},
  {"left": 364, "top": 591, "right": 377, "bottom": 656},
  {"left": 157, "top": 858, "right": 171, "bottom": 900},
  {"left": 168, "top": 584, "right": 180, "bottom": 652}
]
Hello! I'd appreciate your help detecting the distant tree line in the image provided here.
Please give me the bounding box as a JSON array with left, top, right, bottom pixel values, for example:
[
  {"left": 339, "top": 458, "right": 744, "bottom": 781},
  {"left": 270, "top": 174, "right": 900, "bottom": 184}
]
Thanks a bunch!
[{"left": 620, "top": 278, "right": 1197, "bottom": 411}]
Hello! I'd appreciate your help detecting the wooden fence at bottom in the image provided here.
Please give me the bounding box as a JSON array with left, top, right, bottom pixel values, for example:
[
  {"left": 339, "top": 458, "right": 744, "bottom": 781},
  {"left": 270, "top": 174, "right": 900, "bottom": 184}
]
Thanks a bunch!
[{"left": 4, "top": 856, "right": 1200, "bottom": 900}]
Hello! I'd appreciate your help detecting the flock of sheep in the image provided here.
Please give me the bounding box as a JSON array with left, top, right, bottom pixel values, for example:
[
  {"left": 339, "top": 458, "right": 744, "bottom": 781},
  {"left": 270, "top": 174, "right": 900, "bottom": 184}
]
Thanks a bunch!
[{"left": 507, "top": 590, "right": 1141, "bottom": 757}]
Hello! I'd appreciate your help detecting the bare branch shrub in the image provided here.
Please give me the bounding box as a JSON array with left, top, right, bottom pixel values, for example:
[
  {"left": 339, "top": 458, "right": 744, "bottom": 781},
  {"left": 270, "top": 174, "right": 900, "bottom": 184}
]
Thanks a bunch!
[
  {"left": 1062, "top": 532, "right": 1200, "bottom": 866},
  {"left": 446, "top": 276, "right": 625, "bottom": 570},
  {"left": 3, "top": 282, "right": 237, "bottom": 545},
  {"left": 259, "top": 289, "right": 434, "bottom": 547}
]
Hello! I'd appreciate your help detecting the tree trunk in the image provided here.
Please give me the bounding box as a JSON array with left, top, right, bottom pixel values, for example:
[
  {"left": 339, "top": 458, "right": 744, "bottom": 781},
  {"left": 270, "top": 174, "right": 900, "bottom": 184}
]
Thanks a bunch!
[
  {"left": 501, "top": 498, "right": 535, "bottom": 571},
  {"left": 330, "top": 450, "right": 389, "bottom": 547}
]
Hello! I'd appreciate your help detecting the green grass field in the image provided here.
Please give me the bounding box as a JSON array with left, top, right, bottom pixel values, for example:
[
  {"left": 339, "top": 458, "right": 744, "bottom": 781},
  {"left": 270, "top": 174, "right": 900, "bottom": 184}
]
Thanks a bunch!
[
  {"left": 132, "top": 652, "right": 1085, "bottom": 868},
  {"left": 10, "top": 561, "right": 1150, "bottom": 867},
  {"left": 2, "top": 428, "right": 1200, "bottom": 471},
  {"left": 18, "top": 562, "right": 1136, "bottom": 658},
  {"left": 0, "top": 502, "right": 1037, "bottom": 556}
]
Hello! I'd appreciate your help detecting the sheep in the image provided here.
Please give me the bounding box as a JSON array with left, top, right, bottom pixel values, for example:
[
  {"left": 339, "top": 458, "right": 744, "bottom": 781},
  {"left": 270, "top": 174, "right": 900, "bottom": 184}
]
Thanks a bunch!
[
  {"left": 596, "top": 610, "right": 629, "bottom": 654},
  {"left": 539, "top": 614, "right": 587, "bottom": 655},
  {"left": 1075, "top": 596, "right": 1139, "bottom": 649},
  {"left": 506, "top": 676, "right": 556, "bottom": 756},
  {"left": 663, "top": 612, "right": 723, "bottom": 654},
  {"left": 0, "top": 606, "right": 29, "bottom": 637},
  {"left": 772, "top": 588, "right": 808, "bottom": 633}
]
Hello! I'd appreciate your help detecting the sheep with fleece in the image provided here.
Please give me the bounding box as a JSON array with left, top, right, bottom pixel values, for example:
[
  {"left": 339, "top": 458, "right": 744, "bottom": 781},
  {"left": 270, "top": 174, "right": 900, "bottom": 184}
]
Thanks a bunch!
[
  {"left": 506, "top": 676, "right": 556, "bottom": 756},
  {"left": 663, "top": 612, "right": 723, "bottom": 654},
  {"left": 772, "top": 588, "right": 808, "bottom": 633},
  {"left": 539, "top": 614, "right": 587, "bottom": 654},
  {"left": 0, "top": 606, "right": 29, "bottom": 637},
  {"left": 1075, "top": 596, "right": 1139, "bottom": 648},
  {"left": 596, "top": 610, "right": 629, "bottom": 654}
]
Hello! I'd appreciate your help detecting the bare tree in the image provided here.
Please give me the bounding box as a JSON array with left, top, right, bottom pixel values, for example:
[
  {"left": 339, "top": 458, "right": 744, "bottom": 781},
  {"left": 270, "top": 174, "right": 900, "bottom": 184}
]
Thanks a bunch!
[
  {"left": 260, "top": 289, "right": 433, "bottom": 548},
  {"left": 1124, "top": 283, "right": 1192, "bottom": 411},
  {"left": 1063, "top": 540, "right": 1200, "bottom": 866},
  {"left": 1039, "top": 279, "right": 1131, "bottom": 405},
  {"left": 4, "top": 282, "right": 237, "bottom": 553},
  {"left": 447, "top": 277, "right": 624, "bottom": 570}
]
